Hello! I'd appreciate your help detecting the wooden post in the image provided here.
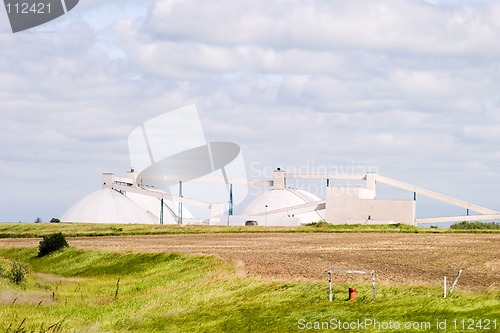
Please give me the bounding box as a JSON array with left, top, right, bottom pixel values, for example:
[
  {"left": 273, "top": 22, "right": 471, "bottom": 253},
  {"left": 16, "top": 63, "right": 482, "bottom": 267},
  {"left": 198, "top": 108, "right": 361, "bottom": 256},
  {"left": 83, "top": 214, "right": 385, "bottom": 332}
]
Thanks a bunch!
[
  {"left": 371, "top": 270, "right": 376, "bottom": 299},
  {"left": 328, "top": 270, "right": 333, "bottom": 302},
  {"left": 114, "top": 277, "right": 120, "bottom": 301}
]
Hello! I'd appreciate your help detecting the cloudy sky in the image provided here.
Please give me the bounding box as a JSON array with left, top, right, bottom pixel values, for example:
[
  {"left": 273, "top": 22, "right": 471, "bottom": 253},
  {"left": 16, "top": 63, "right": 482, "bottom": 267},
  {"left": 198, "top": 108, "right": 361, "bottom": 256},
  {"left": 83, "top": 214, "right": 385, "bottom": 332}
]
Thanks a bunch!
[{"left": 1, "top": 0, "right": 500, "bottom": 222}]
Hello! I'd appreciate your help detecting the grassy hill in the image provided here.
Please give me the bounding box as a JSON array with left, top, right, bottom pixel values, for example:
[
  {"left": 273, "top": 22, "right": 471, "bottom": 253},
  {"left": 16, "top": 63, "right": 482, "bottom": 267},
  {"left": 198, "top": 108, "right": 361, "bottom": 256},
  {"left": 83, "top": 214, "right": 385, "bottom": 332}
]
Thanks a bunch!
[{"left": 0, "top": 247, "right": 498, "bottom": 332}]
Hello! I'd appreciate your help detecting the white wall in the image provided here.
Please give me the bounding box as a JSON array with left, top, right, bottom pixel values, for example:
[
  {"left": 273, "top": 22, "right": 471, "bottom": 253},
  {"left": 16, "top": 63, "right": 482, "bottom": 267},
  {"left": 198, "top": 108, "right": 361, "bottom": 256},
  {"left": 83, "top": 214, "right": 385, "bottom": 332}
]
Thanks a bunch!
[{"left": 326, "top": 187, "right": 415, "bottom": 225}]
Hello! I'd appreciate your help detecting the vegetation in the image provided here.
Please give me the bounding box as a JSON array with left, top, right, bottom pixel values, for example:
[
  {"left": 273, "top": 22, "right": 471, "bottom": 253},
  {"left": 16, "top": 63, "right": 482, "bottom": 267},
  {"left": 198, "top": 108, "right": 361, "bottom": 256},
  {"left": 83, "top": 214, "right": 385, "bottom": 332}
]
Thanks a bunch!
[
  {"left": 0, "top": 248, "right": 497, "bottom": 332},
  {"left": 50, "top": 218, "right": 61, "bottom": 223},
  {"left": 0, "top": 222, "right": 497, "bottom": 239},
  {"left": 38, "top": 233, "right": 68, "bottom": 257},
  {"left": 6, "top": 261, "right": 27, "bottom": 285},
  {"left": 305, "top": 221, "right": 424, "bottom": 232},
  {"left": 451, "top": 221, "right": 500, "bottom": 230}
]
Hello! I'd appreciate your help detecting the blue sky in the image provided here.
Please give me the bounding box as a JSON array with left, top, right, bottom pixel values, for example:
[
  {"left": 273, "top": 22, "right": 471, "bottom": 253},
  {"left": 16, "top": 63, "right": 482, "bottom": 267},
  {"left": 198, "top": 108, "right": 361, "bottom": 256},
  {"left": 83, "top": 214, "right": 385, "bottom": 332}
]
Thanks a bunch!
[{"left": 1, "top": 0, "right": 500, "bottom": 222}]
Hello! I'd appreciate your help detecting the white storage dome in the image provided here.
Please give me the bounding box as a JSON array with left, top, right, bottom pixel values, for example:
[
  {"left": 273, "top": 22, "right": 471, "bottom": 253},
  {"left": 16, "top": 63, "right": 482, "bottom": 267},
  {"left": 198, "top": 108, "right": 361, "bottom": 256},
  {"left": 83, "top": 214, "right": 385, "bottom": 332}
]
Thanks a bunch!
[
  {"left": 242, "top": 188, "right": 325, "bottom": 224},
  {"left": 62, "top": 188, "right": 156, "bottom": 224}
]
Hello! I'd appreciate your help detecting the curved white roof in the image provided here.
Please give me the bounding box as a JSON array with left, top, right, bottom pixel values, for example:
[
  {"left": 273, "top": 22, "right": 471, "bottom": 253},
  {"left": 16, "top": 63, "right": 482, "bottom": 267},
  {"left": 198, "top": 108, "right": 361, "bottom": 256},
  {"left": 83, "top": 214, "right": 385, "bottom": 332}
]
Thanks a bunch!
[
  {"left": 62, "top": 188, "right": 156, "bottom": 224},
  {"left": 242, "top": 188, "right": 325, "bottom": 224}
]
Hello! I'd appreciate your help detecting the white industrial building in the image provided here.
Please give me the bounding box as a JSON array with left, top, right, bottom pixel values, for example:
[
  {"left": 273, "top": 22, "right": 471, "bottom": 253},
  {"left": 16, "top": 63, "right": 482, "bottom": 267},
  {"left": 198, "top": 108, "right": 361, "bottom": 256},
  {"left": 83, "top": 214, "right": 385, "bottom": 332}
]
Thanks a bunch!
[
  {"left": 62, "top": 167, "right": 500, "bottom": 226},
  {"left": 62, "top": 105, "right": 500, "bottom": 226}
]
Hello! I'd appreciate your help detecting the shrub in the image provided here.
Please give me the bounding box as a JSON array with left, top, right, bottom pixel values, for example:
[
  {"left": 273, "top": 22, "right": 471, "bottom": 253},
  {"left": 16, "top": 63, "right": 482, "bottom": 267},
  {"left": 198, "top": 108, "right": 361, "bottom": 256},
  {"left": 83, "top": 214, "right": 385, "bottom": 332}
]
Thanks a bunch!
[
  {"left": 450, "top": 221, "right": 500, "bottom": 230},
  {"left": 50, "top": 218, "right": 61, "bottom": 223},
  {"left": 305, "top": 221, "right": 332, "bottom": 228},
  {"left": 38, "top": 233, "right": 69, "bottom": 257},
  {"left": 9, "top": 261, "right": 27, "bottom": 285}
]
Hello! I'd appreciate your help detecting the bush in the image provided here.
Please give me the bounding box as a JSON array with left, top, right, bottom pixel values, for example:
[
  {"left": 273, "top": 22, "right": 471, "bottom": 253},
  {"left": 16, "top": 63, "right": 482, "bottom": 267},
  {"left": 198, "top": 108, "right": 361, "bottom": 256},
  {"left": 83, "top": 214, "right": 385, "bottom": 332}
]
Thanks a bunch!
[
  {"left": 50, "top": 218, "right": 61, "bottom": 223},
  {"left": 38, "top": 233, "right": 69, "bottom": 257},
  {"left": 9, "top": 261, "right": 27, "bottom": 285},
  {"left": 450, "top": 221, "right": 500, "bottom": 230},
  {"left": 305, "top": 221, "right": 332, "bottom": 228}
]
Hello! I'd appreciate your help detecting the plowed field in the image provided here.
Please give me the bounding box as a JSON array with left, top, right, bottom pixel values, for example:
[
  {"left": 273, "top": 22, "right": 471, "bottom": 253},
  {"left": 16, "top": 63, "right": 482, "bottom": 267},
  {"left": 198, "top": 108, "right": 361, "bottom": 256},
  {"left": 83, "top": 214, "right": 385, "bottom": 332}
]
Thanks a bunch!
[{"left": 2, "top": 233, "right": 498, "bottom": 290}]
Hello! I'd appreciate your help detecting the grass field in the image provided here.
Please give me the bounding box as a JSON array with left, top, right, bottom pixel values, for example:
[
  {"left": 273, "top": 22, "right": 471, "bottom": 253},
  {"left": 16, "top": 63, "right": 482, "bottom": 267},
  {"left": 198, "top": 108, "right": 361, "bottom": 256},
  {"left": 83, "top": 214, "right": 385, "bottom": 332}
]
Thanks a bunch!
[
  {"left": 0, "top": 221, "right": 499, "bottom": 239},
  {"left": 0, "top": 247, "right": 498, "bottom": 333},
  {"left": 0, "top": 223, "right": 498, "bottom": 332}
]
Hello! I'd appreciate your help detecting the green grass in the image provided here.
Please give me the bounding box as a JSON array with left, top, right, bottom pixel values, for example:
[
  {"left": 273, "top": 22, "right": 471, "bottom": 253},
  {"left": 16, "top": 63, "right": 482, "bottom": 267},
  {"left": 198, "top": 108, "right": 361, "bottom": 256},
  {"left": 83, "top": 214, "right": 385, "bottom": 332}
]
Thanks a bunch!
[
  {"left": 0, "top": 248, "right": 498, "bottom": 332},
  {"left": 0, "top": 222, "right": 498, "bottom": 239}
]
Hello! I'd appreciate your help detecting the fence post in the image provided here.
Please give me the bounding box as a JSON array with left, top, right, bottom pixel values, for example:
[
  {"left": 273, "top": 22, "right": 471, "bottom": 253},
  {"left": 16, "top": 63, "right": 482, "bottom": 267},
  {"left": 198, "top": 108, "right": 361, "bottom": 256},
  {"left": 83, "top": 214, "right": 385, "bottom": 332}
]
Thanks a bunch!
[
  {"left": 328, "top": 270, "right": 333, "bottom": 302},
  {"left": 371, "top": 270, "right": 376, "bottom": 299},
  {"left": 443, "top": 276, "right": 447, "bottom": 298}
]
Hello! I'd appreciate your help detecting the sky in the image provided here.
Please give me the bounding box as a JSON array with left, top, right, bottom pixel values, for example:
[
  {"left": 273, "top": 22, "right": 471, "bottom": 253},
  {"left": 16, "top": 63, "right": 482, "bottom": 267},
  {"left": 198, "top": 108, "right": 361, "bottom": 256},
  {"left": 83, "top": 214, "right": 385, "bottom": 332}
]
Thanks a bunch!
[{"left": 1, "top": 0, "right": 500, "bottom": 222}]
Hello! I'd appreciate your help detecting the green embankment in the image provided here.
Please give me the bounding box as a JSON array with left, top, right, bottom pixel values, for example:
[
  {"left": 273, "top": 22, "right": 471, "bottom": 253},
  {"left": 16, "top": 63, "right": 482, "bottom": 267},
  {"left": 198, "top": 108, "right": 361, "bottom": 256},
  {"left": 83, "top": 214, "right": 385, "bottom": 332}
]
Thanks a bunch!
[
  {"left": 0, "top": 248, "right": 498, "bottom": 332},
  {"left": 0, "top": 221, "right": 499, "bottom": 239}
]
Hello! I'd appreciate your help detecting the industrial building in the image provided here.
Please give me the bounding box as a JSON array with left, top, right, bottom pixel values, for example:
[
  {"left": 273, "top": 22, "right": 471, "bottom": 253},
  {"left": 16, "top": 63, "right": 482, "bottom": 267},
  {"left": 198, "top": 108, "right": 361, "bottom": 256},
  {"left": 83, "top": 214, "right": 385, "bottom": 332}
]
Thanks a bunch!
[
  {"left": 62, "top": 167, "right": 500, "bottom": 226},
  {"left": 62, "top": 105, "right": 500, "bottom": 226}
]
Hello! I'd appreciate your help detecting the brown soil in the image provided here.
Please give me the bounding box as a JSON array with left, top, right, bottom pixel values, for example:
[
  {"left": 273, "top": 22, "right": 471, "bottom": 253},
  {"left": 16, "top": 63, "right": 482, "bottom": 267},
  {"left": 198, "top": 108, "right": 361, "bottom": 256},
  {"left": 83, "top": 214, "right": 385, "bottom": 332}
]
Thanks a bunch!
[{"left": 1, "top": 233, "right": 498, "bottom": 290}]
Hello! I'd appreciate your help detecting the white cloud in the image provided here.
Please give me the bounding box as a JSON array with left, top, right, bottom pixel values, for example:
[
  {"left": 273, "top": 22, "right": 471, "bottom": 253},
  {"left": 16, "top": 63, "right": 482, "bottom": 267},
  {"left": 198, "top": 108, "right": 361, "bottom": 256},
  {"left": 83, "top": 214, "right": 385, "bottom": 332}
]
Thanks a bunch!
[
  {"left": 145, "top": 0, "right": 500, "bottom": 56},
  {"left": 1, "top": 0, "right": 500, "bottom": 221}
]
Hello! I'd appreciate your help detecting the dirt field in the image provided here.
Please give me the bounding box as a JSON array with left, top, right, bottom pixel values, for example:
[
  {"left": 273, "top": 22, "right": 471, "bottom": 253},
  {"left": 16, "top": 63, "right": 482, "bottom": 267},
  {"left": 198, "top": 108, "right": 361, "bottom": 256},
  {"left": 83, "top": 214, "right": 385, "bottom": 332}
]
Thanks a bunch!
[{"left": 1, "top": 233, "right": 498, "bottom": 290}]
